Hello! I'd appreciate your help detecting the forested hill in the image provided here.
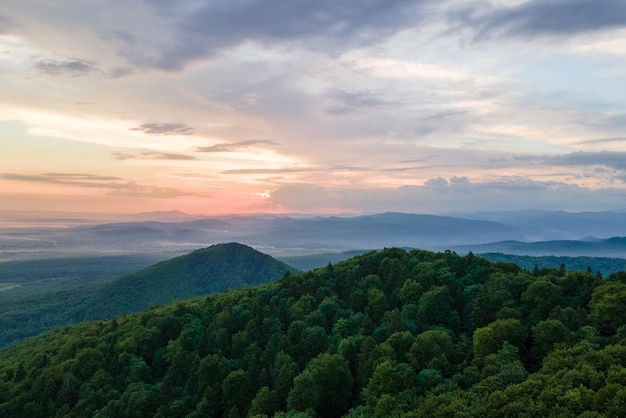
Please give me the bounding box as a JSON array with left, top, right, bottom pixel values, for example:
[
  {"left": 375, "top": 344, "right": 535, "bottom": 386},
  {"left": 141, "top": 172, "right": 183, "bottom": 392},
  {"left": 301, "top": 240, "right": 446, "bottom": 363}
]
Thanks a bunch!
[
  {"left": 88, "top": 242, "right": 298, "bottom": 317},
  {"left": 0, "top": 243, "right": 297, "bottom": 347},
  {"left": 2, "top": 248, "right": 626, "bottom": 417},
  {"left": 280, "top": 250, "right": 626, "bottom": 276}
]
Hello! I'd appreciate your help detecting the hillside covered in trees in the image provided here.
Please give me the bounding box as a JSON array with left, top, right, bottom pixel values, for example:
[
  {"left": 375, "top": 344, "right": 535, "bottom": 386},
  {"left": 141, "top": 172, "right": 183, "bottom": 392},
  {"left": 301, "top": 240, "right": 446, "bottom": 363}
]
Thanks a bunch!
[
  {"left": 0, "top": 243, "right": 296, "bottom": 348},
  {"left": 279, "top": 250, "right": 626, "bottom": 277},
  {"left": 1, "top": 248, "right": 626, "bottom": 416}
]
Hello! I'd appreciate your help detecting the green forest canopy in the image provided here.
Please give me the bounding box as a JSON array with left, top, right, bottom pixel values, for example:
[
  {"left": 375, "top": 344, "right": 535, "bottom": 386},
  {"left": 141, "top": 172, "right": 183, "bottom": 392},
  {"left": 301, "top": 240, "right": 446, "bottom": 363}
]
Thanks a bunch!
[{"left": 1, "top": 248, "right": 626, "bottom": 417}]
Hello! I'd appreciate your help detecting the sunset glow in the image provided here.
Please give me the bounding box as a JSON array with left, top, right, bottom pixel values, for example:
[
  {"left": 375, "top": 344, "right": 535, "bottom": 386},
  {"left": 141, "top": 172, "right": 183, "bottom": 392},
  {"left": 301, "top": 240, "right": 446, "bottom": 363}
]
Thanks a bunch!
[{"left": 2, "top": 1, "right": 626, "bottom": 215}]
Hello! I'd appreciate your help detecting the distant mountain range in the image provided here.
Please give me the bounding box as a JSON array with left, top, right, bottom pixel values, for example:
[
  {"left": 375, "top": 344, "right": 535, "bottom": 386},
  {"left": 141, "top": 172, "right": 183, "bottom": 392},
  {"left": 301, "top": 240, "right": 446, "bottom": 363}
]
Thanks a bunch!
[
  {"left": 2, "top": 210, "right": 626, "bottom": 260},
  {"left": 449, "top": 209, "right": 626, "bottom": 241},
  {"left": 446, "top": 237, "right": 626, "bottom": 258},
  {"left": 72, "top": 212, "right": 525, "bottom": 248}
]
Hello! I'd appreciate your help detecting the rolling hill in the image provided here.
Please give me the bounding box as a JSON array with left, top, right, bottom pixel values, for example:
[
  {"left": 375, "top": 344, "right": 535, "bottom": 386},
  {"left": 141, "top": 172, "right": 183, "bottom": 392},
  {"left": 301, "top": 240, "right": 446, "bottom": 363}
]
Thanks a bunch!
[
  {"left": 87, "top": 242, "right": 298, "bottom": 316},
  {"left": 0, "top": 243, "right": 296, "bottom": 347},
  {"left": 1, "top": 212, "right": 527, "bottom": 260},
  {"left": 280, "top": 249, "right": 626, "bottom": 277}
]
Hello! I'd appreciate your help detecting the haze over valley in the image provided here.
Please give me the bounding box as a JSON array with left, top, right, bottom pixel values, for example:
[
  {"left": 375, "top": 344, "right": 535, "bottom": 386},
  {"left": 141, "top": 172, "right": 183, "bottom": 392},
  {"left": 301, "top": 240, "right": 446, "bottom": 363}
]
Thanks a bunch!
[{"left": 3, "top": 209, "right": 626, "bottom": 262}]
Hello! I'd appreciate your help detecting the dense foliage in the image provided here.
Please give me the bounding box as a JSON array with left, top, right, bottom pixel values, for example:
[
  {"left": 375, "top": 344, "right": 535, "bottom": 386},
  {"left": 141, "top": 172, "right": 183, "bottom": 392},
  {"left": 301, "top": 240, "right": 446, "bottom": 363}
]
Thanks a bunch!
[
  {"left": 0, "top": 243, "right": 295, "bottom": 348},
  {"left": 1, "top": 248, "right": 626, "bottom": 417},
  {"left": 278, "top": 250, "right": 369, "bottom": 272},
  {"left": 280, "top": 250, "right": 626, "bottom": 277}
]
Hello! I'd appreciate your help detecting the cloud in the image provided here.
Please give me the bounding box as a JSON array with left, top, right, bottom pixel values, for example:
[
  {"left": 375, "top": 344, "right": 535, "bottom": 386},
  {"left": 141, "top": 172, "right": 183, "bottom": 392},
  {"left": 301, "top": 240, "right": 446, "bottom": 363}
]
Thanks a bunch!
[
  {"left": 266, "top": 184, "right": 334, "bottom": 211},
  {"left": 222, "top": 166, "right": 315, "bottom": 175},
  {"left": 0, "top": 15, "right": 13, "bottom": 33},
  {"left": 35, "top": 59, "right": 99, "bottom": 76},
  {"left": 424, "top": 176, "right": 451, "bottom": 189},
  {"left": 1, "top": 172, "right": 186, "bottom": 198},
  {"left": 221, "top": 163, "right": 443, "bottom": 176},
  {"left": 2, "top": 173, "right": 123, "bottom": 185},
  {"left": 549, "top": 151, "right": 626, "bottom": 171},
  {"left": 105, "top": 181, "right": 187, "bottom": 198},
  {"left": 101, "top": 29, "right": 137, "bottom": 45},
  {"left": 596, "top": 113, "right": 626, "bottom": 131},
  {"left": 112, "top": 151, "right": 197, "bottom": 161},
  {"left": 575, "top": 136, "right": 626, "bottom": 145},
  {"left": 144, "top": 0, "right": 428, "bottom": 70},
  {"left": 326, "top": 89, "right": 388, "bottom": 115},
  {"left": 131, "top": 123, "right": 194, "bottom": 136},
  {"left": 42, "top": 172, "right": 122, "bottom": 181},
  {"left": 455, "top": 0, "right": 626, "bottom": 40},
  {"left": 196, "top": 139, "right": 279, "bottom": 153},
  {"left": 514, "top": 151, "right": 626, "bottom": 171},
  {"left": 345, "top": 55, "right": 469, "bottom": 83},
  {"left": 266, "top": 177, "right": 626, "bottom": 213},
  {"left": 5, "top": 1, "right": 626, "bottom": 215}
]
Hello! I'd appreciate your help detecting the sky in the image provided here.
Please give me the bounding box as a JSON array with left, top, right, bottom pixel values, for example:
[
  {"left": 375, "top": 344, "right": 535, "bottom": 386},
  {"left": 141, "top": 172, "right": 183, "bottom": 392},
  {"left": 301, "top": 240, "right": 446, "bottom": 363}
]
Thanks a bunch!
[{"left": 2, "top": 0, "right": 626, "bottom": 215}]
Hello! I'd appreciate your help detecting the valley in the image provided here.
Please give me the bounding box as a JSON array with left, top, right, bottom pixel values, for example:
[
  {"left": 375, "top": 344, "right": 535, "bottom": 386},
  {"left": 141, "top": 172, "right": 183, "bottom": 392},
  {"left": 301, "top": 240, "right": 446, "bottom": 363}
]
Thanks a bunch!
[{"left": 3, "top": 210, "right": 626, "bottom": 263}]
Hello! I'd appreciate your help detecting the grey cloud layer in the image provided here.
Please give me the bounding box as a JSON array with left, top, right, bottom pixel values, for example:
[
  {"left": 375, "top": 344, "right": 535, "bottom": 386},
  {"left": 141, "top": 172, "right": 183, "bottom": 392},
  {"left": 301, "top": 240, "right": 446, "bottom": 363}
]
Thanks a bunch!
[
  {"left": 0, "top": 15, "right": 13, "bottom": 33},
  {"left": 549, "top": 152, "right": 626, "bottom": 171},
  {"left": 267, "top": 178, "right": 626, "bottom": 213},
  {"left": 196, "top": 140, "right": 279, "bottom": 153},
  {"left": 144, "top": 0, "right": 426, "bottom": 70},
  {"left": 222, "top": 163, "right": 447, "bottom": 176},
  {"left": 7, "top": 0, "right": 626, "bottom": 73},
  {"left": 326, "top": 89, "right": 388, "bottom": 115},
  {"left": 131, "top": 123, "right": 194, "bottom": 136},
  {"left": 35, "top": 59, "right": 98, "bottom": 76},
  {"left": 1, "top": 173, "right": 186, "bottom": 198},
  {"left": 514, "top": 151, "right": 626, "bottom": 171},
  {"left": 112, "top": 151, "right": 197, "bottom": 161},
  {"left": 455, "top": 0, "right": 626, "bottom": 40},
  {"left": 2, "top": 173, "right": 122, "bottom": 184},
  {"left": 577, "top": 137, "right": 626, "bottom": 145}
]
